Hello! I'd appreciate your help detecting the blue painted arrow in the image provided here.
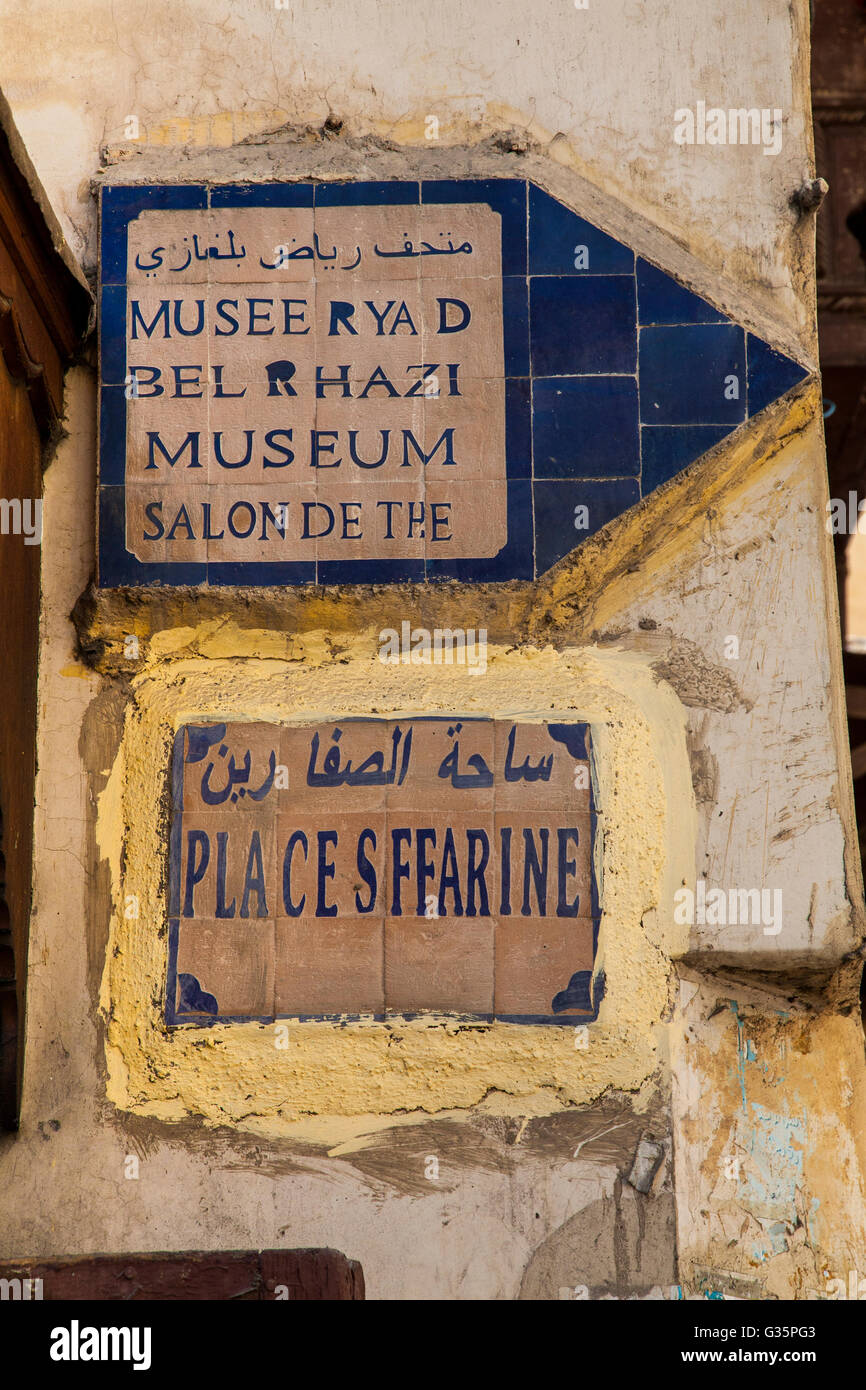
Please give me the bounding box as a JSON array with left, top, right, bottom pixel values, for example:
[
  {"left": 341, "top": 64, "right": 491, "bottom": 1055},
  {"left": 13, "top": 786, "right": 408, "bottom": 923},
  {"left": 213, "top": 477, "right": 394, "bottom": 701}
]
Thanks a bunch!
[
  {"left": 523, "top": 184, "right": 809, "bottom": 576},
  {"left": 97, "top": 178, "right": 809, "bottom": 588}
]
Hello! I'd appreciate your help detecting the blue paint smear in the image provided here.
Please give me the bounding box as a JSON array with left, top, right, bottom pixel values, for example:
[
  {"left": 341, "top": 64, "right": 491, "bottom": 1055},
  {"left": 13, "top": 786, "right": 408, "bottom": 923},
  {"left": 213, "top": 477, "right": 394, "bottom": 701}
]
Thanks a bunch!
[
  {"left": 177, "top": 973, "right": 219, "bottom": 1015},
  {"left": 185, "top": 724, "right": 227, "bottom": 764},
  {"left": 552, "top": 970, "right": 593, "bottom": 1012},
  {"left": 739, "top": 1104, "right": 806, "bottom": 1226}
]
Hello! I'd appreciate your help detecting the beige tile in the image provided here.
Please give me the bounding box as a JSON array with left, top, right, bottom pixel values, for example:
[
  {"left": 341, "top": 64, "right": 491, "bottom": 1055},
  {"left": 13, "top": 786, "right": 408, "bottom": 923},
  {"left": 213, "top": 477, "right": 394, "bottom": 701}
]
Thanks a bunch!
[
  {"left": 314, "top": 277, "right": 425, "bottom": 387},
  {"left": 206, "top": 283, "right": 318, "bottom": 384},
  {"left": 493, "top": 812, "right": 593, "bottom": 919},
  {"left": 419, "top": 376, "right": 506, "bottom": 482},
  {"left": 179, "top": 722, "right": 283, "bottom": 818},
  {"left": 125, "top": 482, "right": 209, "bottom": 564},
  {"left": 421, "top": 275, "right": 504, "bottom": 379},
  {"left": 417, "top": 202, "right": 503, "bottom": 281},
  {"left": 126, "top": 288, "right": 209, "bottom": 382},
  {"left": 313, "top": 393, "right": 424, "bottom": 485},
  {"left": 424, "top": 478, "right": 508, "bottom": 562},
  {"left": 126, "top": 392, "right": 210, "bottom": 485},
  {"left": 208, "top": 384, "right": 316, "bottom": 489},
  {"left": 279, "top": 721, "right": 391, "bottom": 815},
  {"left": 314, "top": 478, "right": 425, "bottom": 562},
  {"left": 176, "top": 917, "right": 275, "bottom": 1018},
  {"left": 314, "top": 204, "right": 421, "bottom": 285},
  {"left": 127, "top": 210, "right": 214, "bottom": 285},
  {"left": 177, "top": 811, "right": 278, "bottom": 922},
  {"left": 387, "top": 719, "right": 495, "bottom": 813},
  {"left": 493, "top": 722, "right": 593, "bottom": 812},
  {"left": 204, "top": 482, "right": 318, "bottom": 564},
  {"left": 275, "top": 810, "right": 386, "bottom": 920},
  {"left": 385, "top": 915, "right": 494, "bottom": 1016},
  {"left": 129, "top": 285, "right": 211, "bottom": 349},
  {"left": 494, "top": 917, "right": 595, "bottom": 1019},
  {"left": 211, "top": 207, "right": 317, "bottom": 285},
  {"left": 382, "top": 812, "right": 497, "bottom": 922},
  {"left": 274, "top": 916, "right": 384, "bottom": 1016}
]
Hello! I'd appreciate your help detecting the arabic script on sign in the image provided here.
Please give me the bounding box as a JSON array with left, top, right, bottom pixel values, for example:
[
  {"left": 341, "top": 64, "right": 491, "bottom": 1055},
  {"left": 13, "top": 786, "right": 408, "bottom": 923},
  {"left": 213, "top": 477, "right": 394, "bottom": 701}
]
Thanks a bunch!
[
  {"left": 167, "top": 717, "right": 598, "bottom": 1023},
  {"left": 123, "top": 203, "right": 507, "bottom": 566}
]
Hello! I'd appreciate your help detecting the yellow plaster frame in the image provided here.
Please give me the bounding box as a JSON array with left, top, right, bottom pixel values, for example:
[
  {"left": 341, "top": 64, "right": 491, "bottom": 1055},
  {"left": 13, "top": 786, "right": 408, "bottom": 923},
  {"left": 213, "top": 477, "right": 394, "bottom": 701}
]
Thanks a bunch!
[{"left": 96, "top": 641, "right": 694, "bottom": 1138}]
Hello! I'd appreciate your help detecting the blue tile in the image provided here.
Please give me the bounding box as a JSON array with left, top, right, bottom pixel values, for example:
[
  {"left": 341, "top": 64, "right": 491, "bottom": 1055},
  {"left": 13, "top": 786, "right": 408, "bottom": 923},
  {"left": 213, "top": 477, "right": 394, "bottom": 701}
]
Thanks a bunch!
[
  {"left": 530, "top": 276, "right": 636, "bottom": 376},
  {"left": 164, "top": 920, "right": 181, "bottom": 1024},
  {"left": 99, "top": 384, "right": 127, "bottom": 484},
  {"left": 207, "top": 561, "right": 316, "bottom": 585},
  {"left": 747, "top": 334, "right": 809, "bottom": 416},
  {"left": 101, "top": 183, "right": 209, "bottom": 220},
  {"left": 533, "top": 376, "right": 639, "bottom": 479},
  {"left": 130, "top": 559, "right": 209, "bottom": 585},
  {"left": 211, "top": 183, "right": 314, "bottom": 207},
  {"left": 637, "top": 257, "right": 727, "bottom": 325},
  {"left": 426, "top": 480, "right": 533, "bottom": 582},
  {"left": 503, "top": 276, "right": 529, "bottom": 376},
  {"left": 505, "top": 378, "right": 531, "bottom": 479},
  {"left": 529, "top": 184, "right": 633, "bottom": 276},
  {"left": 316, "top": 181, "right": 420, "bottom": 206},
  {"left": 533, "top": 478, "right": 640, "bottom": 574},
  {"left": 422, "top": 179, "right": 527, "bottom": 275},
  {"left": 316, "top": 557, "right": 425, "bottom": 585},
  {"left": 98, "top": 485, "right": 127, "bottom": 586},
  {"left": 639, "top": 324, "right": 745, "bottom": 425},
  {"left": 496, "top": 1011, "right": 594, "bottom": 1025},
  {"left": 100, "top": 183, "right": 207, "bottom": 285},
  {"left": 641, "top": 425, "right": 734, "bottom": 494},
  {"left": 551, "top": 968, "right": 594, "bottom": 1013},
  {"left": 100, "top": 284, "right": 128, "bottom": 385}
]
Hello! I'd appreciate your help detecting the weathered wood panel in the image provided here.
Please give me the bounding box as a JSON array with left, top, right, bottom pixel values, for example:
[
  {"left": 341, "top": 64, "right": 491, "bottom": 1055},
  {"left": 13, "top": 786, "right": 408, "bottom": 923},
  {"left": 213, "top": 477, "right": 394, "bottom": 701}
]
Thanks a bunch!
[{"left": 0, "top": 1249, "right": 364, "bottom": 1300}]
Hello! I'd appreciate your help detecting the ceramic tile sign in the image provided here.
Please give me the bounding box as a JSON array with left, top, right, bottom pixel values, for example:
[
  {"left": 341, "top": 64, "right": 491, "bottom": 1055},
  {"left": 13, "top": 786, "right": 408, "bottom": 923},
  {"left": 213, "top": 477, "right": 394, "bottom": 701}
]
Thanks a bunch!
[
  {"left": 99, "top": 181, "right": 809, "bottom": 587},
  {"left": 165, "top": 717, "right": 601, "bottom": 1025}
]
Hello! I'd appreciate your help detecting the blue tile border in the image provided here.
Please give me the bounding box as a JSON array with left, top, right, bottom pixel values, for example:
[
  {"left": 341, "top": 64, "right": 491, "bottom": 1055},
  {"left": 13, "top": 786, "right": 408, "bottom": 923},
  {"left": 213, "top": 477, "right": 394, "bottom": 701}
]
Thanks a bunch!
[
  {"left": 99, "top": 485, "right": 208, "bottom": 587},
  {"left": 211, "top": 182, "right": 314, "bottom": 208},
  {"left": 163, "top": 717, "right": 604, "bottom": 1027},
  {"left": 505, "top": 378, "right": 531, "bottom": 480},
  {"left": 533, "top": 478, "right": 641, "bottom": 574},
  {"left": 746, "top": 333, "right": 809, "bottom": 417},
  {"left": 641, "top": 424, "right": 734, "bottom": 494},
  {"left": 318, "top": 556, "right": 426, "bottom": 586},
  {"left": 316, "top": 180, "right": 420, "bottom": 207},
  {"left": 99, "top": 384, "right": 127, "bottom": 485},
  {"left": 100, "top": 183, "right": 208, "bottom": 286},
  {"left": 207, "top": 560, "right": 317, "bottom": 587},
  {"left": 530, "top": 275, "right": 637, "bottom": 377},
  {"left": 421, "top": 178, "right": 527, "bottom": 275},
  {"left": 99, "top": 285, "right": 128, "bottom": 386},
  {"left": 502, "top": 276, "right": 530, "bottom": 377},
  {"left": 425, "top": 478, "right": 533, "bottom": 582},
  {"left": 99, "top": 178, "right": 812, "bottom": 588}
]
